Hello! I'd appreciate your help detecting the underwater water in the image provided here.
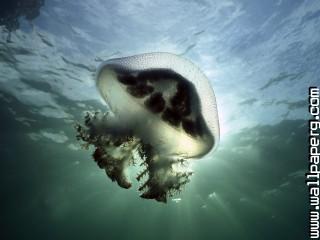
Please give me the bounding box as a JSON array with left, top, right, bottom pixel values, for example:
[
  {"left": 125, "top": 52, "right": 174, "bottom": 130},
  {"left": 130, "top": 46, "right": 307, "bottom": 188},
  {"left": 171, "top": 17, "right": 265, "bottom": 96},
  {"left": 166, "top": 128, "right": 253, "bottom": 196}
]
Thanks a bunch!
[{"left": 0, "top": 0, "right": 318, "bottom": 239}]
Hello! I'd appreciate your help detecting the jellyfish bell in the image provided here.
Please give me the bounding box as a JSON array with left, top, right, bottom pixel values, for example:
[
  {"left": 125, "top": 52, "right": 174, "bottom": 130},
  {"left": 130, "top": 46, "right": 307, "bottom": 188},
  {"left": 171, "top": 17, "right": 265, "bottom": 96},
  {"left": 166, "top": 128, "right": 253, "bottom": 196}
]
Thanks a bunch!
[
  {"left": 76, "top": 52, "right": 219, "bottom": 202},
  {"left": 97, "top": 53, "right": 219, "bottom": 156}
]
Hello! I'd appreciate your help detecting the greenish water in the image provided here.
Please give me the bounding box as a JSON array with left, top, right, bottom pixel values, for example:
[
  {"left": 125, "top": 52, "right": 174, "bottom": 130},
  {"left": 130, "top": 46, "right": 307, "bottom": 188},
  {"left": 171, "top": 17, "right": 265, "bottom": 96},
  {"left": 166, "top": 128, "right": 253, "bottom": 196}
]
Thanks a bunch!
[{"left": 0, "top": 0, "right": 317, "bottom": 239}]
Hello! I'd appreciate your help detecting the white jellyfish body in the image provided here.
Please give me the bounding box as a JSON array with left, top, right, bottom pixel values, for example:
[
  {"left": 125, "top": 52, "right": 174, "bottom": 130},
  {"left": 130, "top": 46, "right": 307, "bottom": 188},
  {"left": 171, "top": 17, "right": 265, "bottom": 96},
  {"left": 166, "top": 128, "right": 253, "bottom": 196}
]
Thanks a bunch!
[{"left": 76, "top": 52, "right": 219, "bottom": 202}]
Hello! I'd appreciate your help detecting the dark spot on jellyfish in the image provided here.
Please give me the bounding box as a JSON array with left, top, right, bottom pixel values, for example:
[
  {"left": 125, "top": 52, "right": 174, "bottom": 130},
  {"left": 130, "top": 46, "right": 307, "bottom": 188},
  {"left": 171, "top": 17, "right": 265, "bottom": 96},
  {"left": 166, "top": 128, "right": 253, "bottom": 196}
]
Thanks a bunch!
[
  {"left": 171, "top": 96, "right": 191, "bottom": 116},
  {"left": 144, "top": 92, "right": 166, "bottom": 113},
  {"left": 157, "top": 70, "right": 185, "bottom": 82},
  {"left": 170, "top": 81, "right": 191, "bottom": 116},
  {"left": 127, "top": 84, "right": 154, "bottom": 98},
  {"left": 162, "top": 108, "right": 181, "bottom": 126},
  {"left": 138, "top": 70, "right": 161, "bottom": 82},
  {"left": 195, "top": 116, "right": 204, "bottom": 136},
  {"left": 177, "top": 80, "right": 190, "bottom": 93},
  {"left": 138, "top": 69, "right": 186, "bottom": 83},
  {"left": 182, "top": 119, "right": 198, "bottom": 136},
  {"left": 118, "top": 74, "right": 137, "bottom": 85}
]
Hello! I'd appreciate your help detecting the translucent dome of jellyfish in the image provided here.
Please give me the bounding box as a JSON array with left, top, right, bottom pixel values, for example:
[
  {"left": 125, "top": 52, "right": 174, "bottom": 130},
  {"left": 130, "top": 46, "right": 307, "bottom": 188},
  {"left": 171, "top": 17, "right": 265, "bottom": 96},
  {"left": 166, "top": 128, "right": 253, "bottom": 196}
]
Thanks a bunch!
[{"left": 75, "top": 52, "right": 219, "bottom": 203}]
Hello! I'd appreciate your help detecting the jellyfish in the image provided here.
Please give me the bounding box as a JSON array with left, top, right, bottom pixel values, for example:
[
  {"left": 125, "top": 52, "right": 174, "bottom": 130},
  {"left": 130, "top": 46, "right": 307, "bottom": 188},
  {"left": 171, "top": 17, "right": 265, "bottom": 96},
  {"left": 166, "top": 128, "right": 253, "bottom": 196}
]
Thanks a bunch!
[{"left": 75, "top": 52, "right": 219, "bottom": 203}]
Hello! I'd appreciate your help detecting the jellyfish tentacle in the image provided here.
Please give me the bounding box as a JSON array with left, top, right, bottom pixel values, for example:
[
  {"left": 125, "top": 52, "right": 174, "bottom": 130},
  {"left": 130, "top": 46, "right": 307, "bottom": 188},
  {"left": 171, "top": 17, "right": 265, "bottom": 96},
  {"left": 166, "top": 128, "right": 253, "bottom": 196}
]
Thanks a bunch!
[
  {"left": 75, "top": 111, "right": 137, "bottom": 189},
  {"left": 76, "top": 114, "right": 194, "bottom": 203},
  {"left": 136, "top": 144, "right": 192, "bottom": 203}
]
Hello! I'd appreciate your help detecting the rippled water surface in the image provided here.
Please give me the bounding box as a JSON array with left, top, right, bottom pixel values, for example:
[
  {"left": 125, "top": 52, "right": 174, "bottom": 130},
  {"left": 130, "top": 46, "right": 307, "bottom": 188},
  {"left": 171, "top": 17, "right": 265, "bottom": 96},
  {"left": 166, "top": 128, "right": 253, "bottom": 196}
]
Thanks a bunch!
[{"left": 1, "top": 0, "right": 318, "bottom": 239}]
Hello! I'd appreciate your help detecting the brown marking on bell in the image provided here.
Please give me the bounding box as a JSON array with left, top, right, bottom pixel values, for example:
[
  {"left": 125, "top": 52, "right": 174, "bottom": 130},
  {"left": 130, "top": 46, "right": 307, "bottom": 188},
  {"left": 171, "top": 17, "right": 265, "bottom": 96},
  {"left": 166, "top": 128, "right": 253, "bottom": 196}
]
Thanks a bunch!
[
  {"left": 126, "top": 84, "right": 154, "bottom": 98},
  {"left": 118, "top": 74, "right": 137, "bottom": 85},
  {"left": 182, "top": 119, "right": 198, "bottom": 136},
  {"left": 177, "top": 81, "right": 189, "bottom": 94},
  {"left": 170, "top": 81, "right": 191, "bottom": 116},
  {"left": 138, "top": 70, "right": 161, "bottom": 82},
  {"left": 162, "top": 107, "right": 181, "bottom": 126},
  {"left": 144, "top": 92, "right": 166, "bottom": 113},
  {"left": 195, "top": 116, "right": 204, "bottom": 136},
  {"left": 171, "top": 96, "right": 191, "bottom": 116},
  {"left": 137, "top": 69, "right": 186, "bottom": 83}
]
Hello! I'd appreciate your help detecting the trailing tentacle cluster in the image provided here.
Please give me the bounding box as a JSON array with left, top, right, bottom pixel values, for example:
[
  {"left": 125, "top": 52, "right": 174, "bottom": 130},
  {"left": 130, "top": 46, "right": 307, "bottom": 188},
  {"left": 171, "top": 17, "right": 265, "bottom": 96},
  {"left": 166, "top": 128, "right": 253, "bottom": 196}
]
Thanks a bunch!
[
  {"left": 137, "top": 143, "right": 193, "bottom": 202},
  {"left": 75, "top": 111, "right": 192, "bottom": 203}
]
